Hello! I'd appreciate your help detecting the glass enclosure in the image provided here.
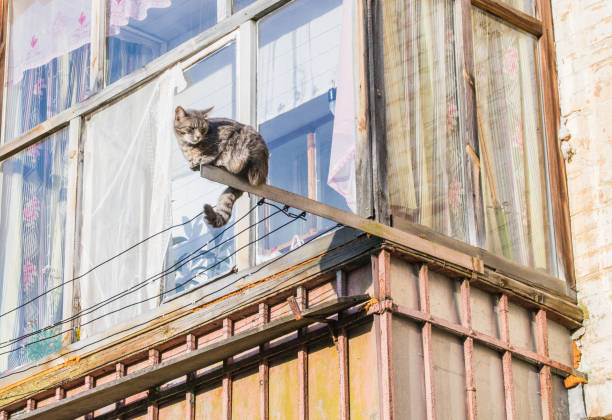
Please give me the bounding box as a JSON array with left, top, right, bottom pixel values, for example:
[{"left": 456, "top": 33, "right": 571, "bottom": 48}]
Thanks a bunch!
[
  {"left": 256, "top": 0, "right": 358, "bottom": 261},
  {"left": 107, "top": 0, "right": 218, "bottom": 84},
  {"left": 4, "top": 0, "right": 91, "bottom": 141},
  {"left": 0, "top": 129, "right": 69, "bottom": 373}
]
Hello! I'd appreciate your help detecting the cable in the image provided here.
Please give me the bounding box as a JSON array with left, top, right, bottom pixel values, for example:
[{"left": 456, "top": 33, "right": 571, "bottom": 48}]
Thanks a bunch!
[
  {"left": 0, "top": 200, "right": 266, "bottom": 349},
  {"left": 0, "top": 210, "right": 206, "bottom": 320},
  {"left": 0, "top": 221, "right": 342, "bottom": 395},
  {"left": 0, "top": 205, "right": 306, "bottom": 355}
]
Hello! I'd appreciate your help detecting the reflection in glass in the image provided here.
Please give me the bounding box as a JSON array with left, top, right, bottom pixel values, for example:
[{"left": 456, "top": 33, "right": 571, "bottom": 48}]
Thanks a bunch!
[
  {"left": 165, "top": 43, "right": 237, "bottom": 297},
  {"left": 257, "top": 0, "right": 357, "bottom": 261},
  {"left": 5, "top": 0, "right": 91, "bottom": 141},
  {"left": 107, "top": 0, "right": 218, "bottom": 84},
  {"left": 0, "top": 130, "right": 69, "bottom": 372}
]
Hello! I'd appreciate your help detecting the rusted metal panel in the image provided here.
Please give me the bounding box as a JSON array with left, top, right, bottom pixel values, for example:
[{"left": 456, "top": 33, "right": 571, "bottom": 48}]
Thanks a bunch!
[
  {"left": 268, "top": 354, "right": 299, "bottom": 420},
  {"left": 194, "top": 382, "right": 223, "bottom": 420},
  {"left": 308, "top": 339, "right": 341, "bottom": 420},
  {"left": 231, "top": 369, "right": 260, "bottom": 420}
]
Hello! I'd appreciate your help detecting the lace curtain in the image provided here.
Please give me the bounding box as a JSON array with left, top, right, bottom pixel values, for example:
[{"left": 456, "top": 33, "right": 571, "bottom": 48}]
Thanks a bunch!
[{"left": 0, "top": 130, "right": 69, "bottom": 373}]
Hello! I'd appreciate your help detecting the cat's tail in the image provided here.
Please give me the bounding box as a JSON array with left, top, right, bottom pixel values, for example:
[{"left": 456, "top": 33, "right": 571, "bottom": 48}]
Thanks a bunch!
[
  {"left": 247, "top": 145, "right": 269, "bottom": 186},
  {"left": 204, "top": 187, "right": 243, "bottom": 228}
]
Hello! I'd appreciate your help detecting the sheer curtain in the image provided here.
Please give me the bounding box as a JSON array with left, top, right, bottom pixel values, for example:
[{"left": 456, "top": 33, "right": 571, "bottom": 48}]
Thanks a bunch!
[
  {"left": 0, "top": 130, "right": 69, "bottom": 372},
  {"left": 78, "top": 70, "right": 180, "bottom": 338},
  {"left": 384, "top": 0, "right": 469, "bottom": 242},
  {"left": 472, "top": 8, "right": 552, "bottom": 271}
]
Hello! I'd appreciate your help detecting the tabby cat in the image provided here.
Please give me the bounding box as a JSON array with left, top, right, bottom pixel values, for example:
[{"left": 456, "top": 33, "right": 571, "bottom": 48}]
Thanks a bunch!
[{"left": 174, "top": 106, "right": 269, "bottom": 227}]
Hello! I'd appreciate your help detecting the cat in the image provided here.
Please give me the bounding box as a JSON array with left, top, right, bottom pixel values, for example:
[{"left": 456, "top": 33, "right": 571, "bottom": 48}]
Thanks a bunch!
[{"left": 173, "top": 106, "right": 269, "bottom": 228}]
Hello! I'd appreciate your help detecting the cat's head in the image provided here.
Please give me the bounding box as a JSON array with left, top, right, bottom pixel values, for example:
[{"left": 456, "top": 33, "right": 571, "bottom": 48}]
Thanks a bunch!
[{"left": 174, "top": 106, "right": 214, "bottom": 145}]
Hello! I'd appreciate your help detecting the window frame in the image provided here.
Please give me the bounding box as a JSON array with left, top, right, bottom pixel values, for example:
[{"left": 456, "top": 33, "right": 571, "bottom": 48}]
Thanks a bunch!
[{"left": 0, "top": 0, "right": 574, "bottom": 370}]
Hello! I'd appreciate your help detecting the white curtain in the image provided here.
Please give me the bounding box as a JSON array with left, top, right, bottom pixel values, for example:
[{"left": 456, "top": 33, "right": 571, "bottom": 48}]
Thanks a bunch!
[{"left": 78, "top": 69, "right": 180, "bottom": 338}]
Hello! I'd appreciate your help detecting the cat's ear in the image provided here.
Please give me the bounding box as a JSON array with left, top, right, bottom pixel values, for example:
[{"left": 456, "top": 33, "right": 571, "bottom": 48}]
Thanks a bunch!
[
  {"left": 202, "top": 106, "right": 214, "bottom": 116},
  {"left": 175, "top": 106, "right": 186, "bottom": 120}
]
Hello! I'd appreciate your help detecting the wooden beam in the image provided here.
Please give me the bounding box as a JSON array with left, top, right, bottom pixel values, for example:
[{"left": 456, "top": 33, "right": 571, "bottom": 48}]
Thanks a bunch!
[
  {"left": 418, "top": 265, "right": 436, "bottom": 420},
  {"left": 374, "top": 251, "right": 393, "bottom": 420},
  {"left": 471, "top": 0, "right": 543, "bottom": 36},
  {"left": 297, "top": 287, "right": 308, "bottom": 420},
  {"left": 498, "top": 294, "right": 516, "bottom": 420},
  {"left": 338, "top": 327, "right": 349, "bottom": 420},
  {"left": 536, "top": 310, "right": 553, "bottom": 420},
  {"left": 460, "top": 280, "right": 477, "bottom": 420},
  {"left": 17, "top": 296, "right": 368, "bottom": 420},
  {"left": 201, "top": 165, "right": 483, "bottom": 274}
]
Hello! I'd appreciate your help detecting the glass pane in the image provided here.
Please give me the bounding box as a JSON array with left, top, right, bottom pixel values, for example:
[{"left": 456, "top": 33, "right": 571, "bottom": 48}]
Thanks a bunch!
[
  {"left": 5, "top": 0, "right": 91, "bottom": 141},
  {"left": 498, "top": 0, "right": 535, "bottom": 17},
  {"left": 0, "top": 129, "right": 69, "bottom": 372},
  {"left": 166, "top": 43, "right": 237, "bottom": 298},
  {"left": 236, "top": 0, "right": 257, "bottom": 11},
  {"left": 383, "top": 0, "right": 471, "bottom": 243},
  {"left": 257, "top": 0, "right": 357, "bottom": 261},
  {"left": 107, "top": 0, "right": 218, "bottom": 84},
  {"left": 472, "top": 8, "right": 553, "bottom": 272}
]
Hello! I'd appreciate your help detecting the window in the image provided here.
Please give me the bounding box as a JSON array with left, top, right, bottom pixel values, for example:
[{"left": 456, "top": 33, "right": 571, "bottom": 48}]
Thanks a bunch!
[
  {"left": 0, "top": 129, "right": 69, "bottom": 373},
  {"left": 107, "top": 0, "right": 218, "bottom": 84},
  {"left": 4, "top": 0, "right": 91, "bottom": 141},
  {"left": 382, "top": 0, "right": 559, "bottom": 275},
  {"left": 256, "top": 0, "right": 358, "bottom": 261}
]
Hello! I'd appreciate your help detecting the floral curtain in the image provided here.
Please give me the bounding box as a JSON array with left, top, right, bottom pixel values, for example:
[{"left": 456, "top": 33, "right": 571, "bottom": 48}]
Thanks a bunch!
[{"left": 0, "top": 130, "right": 69, "bottom": 373}]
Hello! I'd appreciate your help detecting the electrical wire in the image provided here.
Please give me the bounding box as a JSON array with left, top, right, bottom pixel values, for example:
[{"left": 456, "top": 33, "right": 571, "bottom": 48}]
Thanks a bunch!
[{"left": 0, "top": 221, "right": 342, "bottom": 389}]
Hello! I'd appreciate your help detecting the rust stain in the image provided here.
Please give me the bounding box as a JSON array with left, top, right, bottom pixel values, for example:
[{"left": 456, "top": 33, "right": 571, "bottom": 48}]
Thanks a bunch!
[
  {"left": 572, "top": 340, "right": 581, "bottom": 369},
  {"left": 191, "top": 237, "right": 363, "bottom": 314},
  {"left": 563, "top": 374, "right": 587, "bottom": 389}
]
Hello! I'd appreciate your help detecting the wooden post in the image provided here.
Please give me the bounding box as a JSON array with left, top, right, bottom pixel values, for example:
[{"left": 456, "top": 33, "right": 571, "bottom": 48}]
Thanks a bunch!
[
  {"left": 55, "top": 387, "right": 65, "bottom": 401},
  {"left": 258, "top": 303, "right": 270, "bottom": 420},
  {"left": 89, "top": 0, "right": 107, "bottom": 91},
  {"left": 373, "top": 251, "right": 393, "bottom": 420},
  {"left": 297, "top": 287, "right": 308, "bottom": 420},
  {"left": 222, "top": 318, "right": 233, "bottom": 420},
  {"left": 186, "top": 334, "right": 196, "bottom": 420},
  {"left": 498, "top": 294, "right": 516, "bottom": 419},
  {"left": 25, "top": 399, "right": 36, "bottom": 413},
  {"left": 0, "top": 411, "right": 8, "bottom": 420},
  {"left": 461, "top": 280, "right": 477, "bottom": 420},
  {"left": 147, "top": 350, "right": 160, "bottom": 420},
  {"left": 418, "top": 264, "right": 436, "bottom": 420},
  {"left": 536, "top": 309, "right": 553, "bottom": 420},
  {"left": 115, "top": 363, "right": 126, "bottom": 411},
  {"left": 338, "top": 327, "right": 349, "bottom": 420},
  {"left": 84, "top": 375, "right": 95, "bottom": 420}
]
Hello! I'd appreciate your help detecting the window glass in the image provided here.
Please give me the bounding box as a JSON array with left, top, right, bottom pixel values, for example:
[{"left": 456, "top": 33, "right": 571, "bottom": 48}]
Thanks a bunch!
[
  {"left": 77, "top": 44, "right": 236, "bottom": 339},
  {"left": 107, "top": 0, "right": 218, "bottom": 84},
  {"left": 256, "top": 0, "right": 357, "bottom": 261},
  {"left": 0, "top": 129, "right": 69, "bottom": 372},
  {"left": 4, "top": 0, "right": 91, "bottom": 141},
  {"left": 166, "top": 43, "right": 237, "bottom": 298},
  {"left": 236, "top": 0, "right": 257, "bottom": 11},
  {"left": 498, "top": 0, "right": 535, "bottom": 17},
  {"left": 384, "top": 0, "right": 471, "bottom": 243},
  {"left": 472, "top": 8, "right": 553, "bottom": 272}
]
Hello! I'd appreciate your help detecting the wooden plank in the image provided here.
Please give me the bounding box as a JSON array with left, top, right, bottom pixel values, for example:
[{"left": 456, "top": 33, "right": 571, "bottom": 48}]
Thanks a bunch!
[
  {"left": 418, "top": 265, "right": 436, "bottom": 420},
  {"left": 374, "top": 251, "right": 393, "bottom": 420},
  {"left": 0, "top": 228, "right": 374, "bottom": 406},
  {"left": 222, "top": 318, "right": 233, "bottom": 420},
  {"left": 19, "top": 296, "right": 368, "bottom": 420},
  {"left": 89, "top": 0, "right": 106, "bottom": 92},
  {"left": 536, "top": 310, "right": 553, "bottom": 420},
  {"left": 297, "top": 287, "right": 308, "bottom": 420},
  {"left": 460, "top": 281, "right": 477, "bottom": 420},
  {"left": 185, "top": 335, "right": 196, "bottom": 420},
  {"left": 471, "top": 0, "right": 543, "bottom": 35},
  {"left": 258, "top": 303, "right": 269, "bottom": 420},
  {"left": 366, "top": 0, "right": 390, "bottom": 224},
  {"left": 498, "top": 295, "right": 516, "bottom": 420},
  {"left": 0, "top": 0, "right": 292, "bottom": 161},
  {"left": 536, "top": 0, "right": 575, "bottom": 288},
  {"left": 338, "top": 327, "right": 349, "bottom": 420},
  {"left": 201, "top": 165, "right": 482, "bottom": 274}
]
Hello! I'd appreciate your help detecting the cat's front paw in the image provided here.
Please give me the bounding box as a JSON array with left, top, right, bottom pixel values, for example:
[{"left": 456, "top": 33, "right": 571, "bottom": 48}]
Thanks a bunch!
[
  {"left": 189, "top": 162, "right": 200, "bottom": 171},
  {"left": 204, "top": 204, "right": 224, "bottom": 228}
]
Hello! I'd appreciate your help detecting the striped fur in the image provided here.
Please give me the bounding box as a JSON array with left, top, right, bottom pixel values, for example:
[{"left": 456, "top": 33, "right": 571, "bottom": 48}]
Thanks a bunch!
[{"left": 174, "top": 106, "right": 269, "bottom": 227}]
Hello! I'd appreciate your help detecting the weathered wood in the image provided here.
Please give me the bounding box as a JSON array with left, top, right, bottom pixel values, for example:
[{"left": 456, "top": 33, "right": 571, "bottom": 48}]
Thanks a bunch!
[
  {"left": 201, "top": 165, "right": 483, "bottom": 274},
  {"left": 498, "top": 295, "right": 516, "bottom": 420},
  {"left": 536, "top": 0, "right": 575, "bottom": 289},
  {"left": 18, "top": 296, "right": 368, "bottom": 420},
  {"left": 338, "top": 327, "right": 349, "bottom": 420},
  {"left": 0, "top": 0, "right": 292, "bottom": 158},
  {"left": 536, "top": 309, "right": 553, "bottom": 420},
  {"left": 89, "top": 0, "right": 106, "bottom": 92},
  {"left": 461, "top": 281, "right": 477, "bottom": 420},
  {"left": 0, "top": 0, "right": 9, "bottom": 135},
  {"left": 471, "top": 0, "right": 543, "bottom": 35},
  {"left": 366, "top": 0, "right": 390, "bottom": 225},
  {"left": 0, "top": 228, "right": 375, "bottom": 407},
  {"left": 297, "top": 286, "right": 308, "bottom": 420},
  {"left": 418, "top": 265, "right": 436, "bottom": 420},
  {"left": 374, "top": 251, "right": 393, "bottom": 420}
]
